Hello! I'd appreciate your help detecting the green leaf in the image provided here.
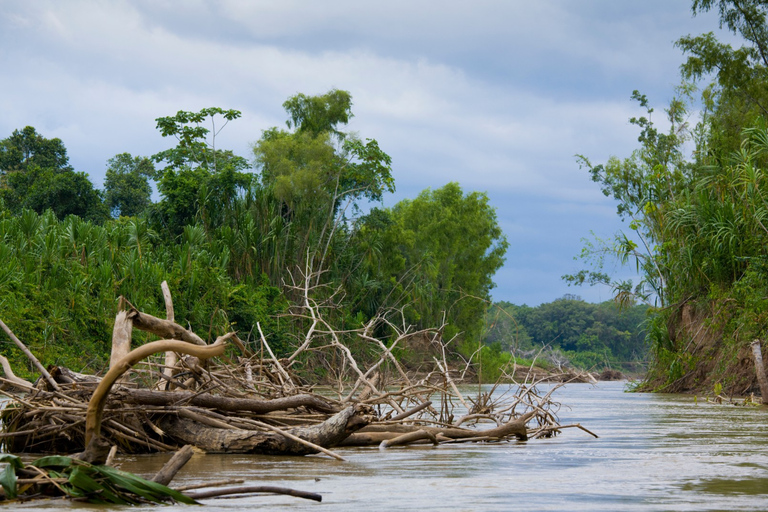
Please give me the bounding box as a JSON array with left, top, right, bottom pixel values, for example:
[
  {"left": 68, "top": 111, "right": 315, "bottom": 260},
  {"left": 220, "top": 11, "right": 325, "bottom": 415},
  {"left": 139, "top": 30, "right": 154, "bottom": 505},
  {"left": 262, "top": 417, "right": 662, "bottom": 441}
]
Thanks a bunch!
[
  {"left": 0, "top": 464, "right": 17, "bottom": 499},
  {"left": 31, "top": 455, "right": 73, "bottom": 468},
  {"left": 0, "top": 454, "right": 23, "bottom": 499},
  {"left": 0, "top": 454, "right": 24, "bottom": 469},
  {"left": 68, "top": 466, "right": 130, "bottom": 505},
  {"left": 95, "top": 464, "right": 198, "bottom": 505}
]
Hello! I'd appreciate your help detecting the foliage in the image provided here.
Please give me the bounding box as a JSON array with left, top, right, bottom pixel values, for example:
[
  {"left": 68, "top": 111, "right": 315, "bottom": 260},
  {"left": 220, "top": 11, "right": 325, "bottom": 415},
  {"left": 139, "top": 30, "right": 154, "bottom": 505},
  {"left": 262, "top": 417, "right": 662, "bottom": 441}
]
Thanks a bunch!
[
  {"left": 0, "top": 210, "right": 285, "bottom": 375},
  {"left": 0, "top": 127, "right": 109, "bottom": 223},
  {"left": 0, "top": 90, "right": 510, "bottom": 379},
  {"left": 104, "top": 153, "right": 154, "bottom": 217},
  {"left": 350, "top": 183, "right": 508, "bottom": 344},
  {"left": 483, "top": 298, "right": 649, "bottom": 370},
  {"left": 152, "top": 108, "right": 251, "bottom": 233},
  {"left": 571, "top": 0, "right": 768, "bottom": 389},
  {"left": 0, "top": 454, "right": 196, "bottom": 504}
]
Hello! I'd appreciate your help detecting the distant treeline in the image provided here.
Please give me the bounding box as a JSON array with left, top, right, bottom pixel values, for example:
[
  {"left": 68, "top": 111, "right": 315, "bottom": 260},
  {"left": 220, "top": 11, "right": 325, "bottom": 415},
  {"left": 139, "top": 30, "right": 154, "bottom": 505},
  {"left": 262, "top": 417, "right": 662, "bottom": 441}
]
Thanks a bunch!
[
  {"left": 483, "top": 297, "right": 649, "bottom": 370},
  {"left": 0, "top": 91, "right": 508, "bottom": 376}
]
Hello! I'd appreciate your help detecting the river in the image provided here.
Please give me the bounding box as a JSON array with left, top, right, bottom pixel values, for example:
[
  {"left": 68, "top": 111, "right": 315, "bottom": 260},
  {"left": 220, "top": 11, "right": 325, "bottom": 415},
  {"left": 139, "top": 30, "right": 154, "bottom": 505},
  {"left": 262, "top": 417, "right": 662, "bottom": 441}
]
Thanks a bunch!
[{"left": 12, "top": 381, "right": 768, "bottom": 511}]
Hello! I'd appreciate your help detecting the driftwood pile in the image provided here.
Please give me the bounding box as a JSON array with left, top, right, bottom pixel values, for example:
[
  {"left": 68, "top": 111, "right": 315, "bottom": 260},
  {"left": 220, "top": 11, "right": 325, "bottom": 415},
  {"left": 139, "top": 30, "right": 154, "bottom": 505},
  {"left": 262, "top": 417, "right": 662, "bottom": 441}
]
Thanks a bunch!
[{"left": 0, "top": 280, "right": 594, "bottom": 504}]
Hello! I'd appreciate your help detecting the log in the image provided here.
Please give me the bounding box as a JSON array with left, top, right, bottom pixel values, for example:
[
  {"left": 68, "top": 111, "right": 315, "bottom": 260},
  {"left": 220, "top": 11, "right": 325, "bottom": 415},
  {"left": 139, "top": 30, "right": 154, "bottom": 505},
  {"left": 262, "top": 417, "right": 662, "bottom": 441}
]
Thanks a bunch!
[
  {"left": 126, "top": 308, "right": 206, "bottom": 346},
  {"left": 751, "top": 339, "right": 768, "bottom": 404},
  {"left": 380, "top": 429, "right": 438, "bottom": 448},
  {"left": 161, "top": 281, "right": 178, "bottom": 389},
  {"left": 0, "top": 354, "right": 33, "bottom": 389},
  {"left": 112, "top": 389, "right": 340, "bottom": 415},
  {"left": 152, "top": 444, "right": 195, "bottom": 486},
  {"left": 184, "top": 485, "right": 322, "bottom": 502},
  {"left": 156, "top": 405, "right": 371, "bottom": 455},
  {"left": 49, "top": 366, "right": 101, "bottom": 386},
  {"left": 341, "top": 410, "right": 535, "bottom": 447},
  {"left": 110, "top": 310, "right": 133, "bottom": 369}
]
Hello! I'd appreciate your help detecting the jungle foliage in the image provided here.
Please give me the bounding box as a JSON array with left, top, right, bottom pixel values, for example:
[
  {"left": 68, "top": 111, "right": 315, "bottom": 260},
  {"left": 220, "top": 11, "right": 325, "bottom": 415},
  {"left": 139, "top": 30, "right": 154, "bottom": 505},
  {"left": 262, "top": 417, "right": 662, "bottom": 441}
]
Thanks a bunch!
[
  {"left": 0, "top": 90, "right": 508, "bottom": 376},
  {"left": 569, "top": 0, "right": 768, "bottom": 391},
  {"left": 484, "top": 297, "right": 649, "bottom": 371}
]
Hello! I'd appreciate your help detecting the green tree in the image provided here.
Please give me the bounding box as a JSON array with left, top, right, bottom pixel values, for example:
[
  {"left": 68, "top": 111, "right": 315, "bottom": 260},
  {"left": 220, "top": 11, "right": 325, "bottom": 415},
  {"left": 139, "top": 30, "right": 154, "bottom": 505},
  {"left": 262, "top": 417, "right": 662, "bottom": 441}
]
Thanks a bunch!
[
  {"left": 677, "top": 0, "right": 768, "bottom": 159},
  {"left": 0, "top": 126, "right": 71, "bottom": 175},
  {"left": 282, "top": 89, "right": 353, "bottom": 138},
  {"left": 152, "top": 108, "right": 251, "bottom": 233},
  {"left": 104, "top": 153, "right": 154, "bottom": 217},
  {"left": 358, "top": 182, "right": 508, "bottom": 342},
  {"left": 252, "top": 90, "right": 394, "bottom": 284},
  {"left": 0, "top": 127, "right": 108, "bottom": 223},
  {"left": 569, "top": 0, "right": 768, "bottom": 390}
]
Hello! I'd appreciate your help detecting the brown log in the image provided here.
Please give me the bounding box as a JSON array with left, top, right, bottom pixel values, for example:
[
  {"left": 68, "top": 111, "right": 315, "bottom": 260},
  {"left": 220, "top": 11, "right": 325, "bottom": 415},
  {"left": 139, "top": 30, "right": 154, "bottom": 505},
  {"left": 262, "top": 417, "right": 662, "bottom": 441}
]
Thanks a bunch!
[
  {"left": 86, "top": 339, "right": 227, "bottom": 446},
  {"left": 49, "top": 365, "right": 101, "bottom": 386},
  {"left": 184, "top": 485, "right": 322, "bottom": 502},
  {"left": 110, "top": 310, "right": 133, "bottom": 369},
  {"left": 156, "top": 405, "right": 371, "bottom": 455},
  {"left": 338, "top": 431, "right": 400, "bottom": 446},
  {"left": 152, "top": 444, "right": 195, "bottom": 486},
  {"left": 342, "top": 410, "right": 536, "bottom": 447},
  {"left": 751, "top": 339, "right": 768, "bottom": 404},
  {"left": 112, "top": 389, "right": 340, "bottom": 415},
  {"left": 126, "top": 308, "right": 206, "bottom": 346},
  {"left": 380, "top": 429, "right": 439, "bottom": 448}
]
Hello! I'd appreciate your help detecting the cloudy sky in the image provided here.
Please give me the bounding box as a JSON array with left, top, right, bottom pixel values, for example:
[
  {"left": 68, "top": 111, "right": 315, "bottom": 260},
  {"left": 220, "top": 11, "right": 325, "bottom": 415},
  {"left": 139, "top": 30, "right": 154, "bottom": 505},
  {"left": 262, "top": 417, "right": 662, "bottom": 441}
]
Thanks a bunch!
[{"left": 0, "top": 1, "right": 731, "bottom": 305}]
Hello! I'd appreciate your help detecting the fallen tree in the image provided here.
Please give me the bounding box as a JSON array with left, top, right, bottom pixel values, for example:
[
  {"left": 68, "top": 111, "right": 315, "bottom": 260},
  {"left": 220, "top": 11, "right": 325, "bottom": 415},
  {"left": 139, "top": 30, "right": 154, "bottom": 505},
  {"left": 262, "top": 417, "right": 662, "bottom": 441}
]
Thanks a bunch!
[{"left": 0, "top": 277, "right": 592, "bottom": 504}]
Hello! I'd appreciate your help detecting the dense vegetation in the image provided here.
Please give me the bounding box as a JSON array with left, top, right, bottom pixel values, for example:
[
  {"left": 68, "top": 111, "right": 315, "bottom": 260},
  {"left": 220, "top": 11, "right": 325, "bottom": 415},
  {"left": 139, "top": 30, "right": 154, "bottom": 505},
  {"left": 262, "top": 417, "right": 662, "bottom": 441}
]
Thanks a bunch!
[
  {"left": 484, "top": 297, "right": 648, "bottom": 371},
  {"left": 569, "top": 0, "right": 768, "bottom": 392},
  {"left": 0, "top": 90, "right": 510, "bottom": 378}
]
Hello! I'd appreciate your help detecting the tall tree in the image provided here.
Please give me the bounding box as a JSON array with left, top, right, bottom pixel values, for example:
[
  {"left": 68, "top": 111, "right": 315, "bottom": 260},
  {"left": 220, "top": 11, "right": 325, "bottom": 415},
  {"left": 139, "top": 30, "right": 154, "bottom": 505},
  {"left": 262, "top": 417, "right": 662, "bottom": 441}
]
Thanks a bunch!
[
  {"left": 151, "top": 108, "right": 250, "bottom": 232},
  {"left": 253, "top": 90, "right": 394, "bottom": 283},
  {"left": 104, "top": 153, "right": 154, "bottom": 217},
  {"left": 355, "top": 182, "right": 508, "bottom": 342},
  {"left": 677, "top": 0, "right": 768, "bottom": 159}
]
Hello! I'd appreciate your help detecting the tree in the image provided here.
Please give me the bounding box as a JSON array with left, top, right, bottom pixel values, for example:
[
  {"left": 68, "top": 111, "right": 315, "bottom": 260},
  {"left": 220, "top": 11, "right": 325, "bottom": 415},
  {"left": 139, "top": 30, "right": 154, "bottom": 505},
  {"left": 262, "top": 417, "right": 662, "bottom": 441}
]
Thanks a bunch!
[
  {"left": 252, "top": 90, "right": 394, "bottom": 284},
  {"left": 104, "top": 153, "right": 154, "bottom": 217},
  {"left": 282, "top": 89, "right": 353, "bottom": 138},
  {"left": 677, "top": 0, "right": 768, "bottom": 159},
  {"left": 151, "top": 108, "right": 251, "bottom": 233},
  {"left": 0, "top": 127, "right": 108, "bottom": 223},
  {"left": 358, "top": 183, "right": 508, "bottom": 342},
  {"left": 0, "top": 126, "right": 71, "bottom": 175},
  {"left": 568, "top": 0, "right": 768, "bottom": 390}
]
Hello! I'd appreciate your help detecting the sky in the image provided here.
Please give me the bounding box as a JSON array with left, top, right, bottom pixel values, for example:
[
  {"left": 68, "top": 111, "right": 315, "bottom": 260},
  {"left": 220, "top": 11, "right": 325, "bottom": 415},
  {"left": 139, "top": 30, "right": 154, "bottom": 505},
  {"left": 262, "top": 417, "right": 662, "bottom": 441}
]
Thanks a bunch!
[{"left": 0, "top": 1, "right": 734, "bottom": 306}]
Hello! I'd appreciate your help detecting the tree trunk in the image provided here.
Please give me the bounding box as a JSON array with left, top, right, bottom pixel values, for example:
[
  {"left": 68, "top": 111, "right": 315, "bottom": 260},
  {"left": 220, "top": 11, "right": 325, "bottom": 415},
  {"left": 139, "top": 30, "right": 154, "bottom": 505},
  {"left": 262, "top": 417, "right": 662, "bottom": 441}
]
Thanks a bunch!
[
  {"left": 340, "top": 410, "right": 534, "bottom": 446},
  {"left": 156, "top": 405, "right": 371, "bottom": 455},
  {"left": 112, "top": 389, "right": 340, "bottom": 415},
  {"left": 751, "top": 340, "right": 768, "bottom": 404}
]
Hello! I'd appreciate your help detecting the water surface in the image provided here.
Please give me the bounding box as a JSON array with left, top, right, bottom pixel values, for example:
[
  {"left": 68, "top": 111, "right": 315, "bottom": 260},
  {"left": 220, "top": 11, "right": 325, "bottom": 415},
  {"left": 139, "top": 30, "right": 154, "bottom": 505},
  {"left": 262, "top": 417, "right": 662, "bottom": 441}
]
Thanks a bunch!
[{"left": 13, "top": 382, "right": 768, "bottom": 511}]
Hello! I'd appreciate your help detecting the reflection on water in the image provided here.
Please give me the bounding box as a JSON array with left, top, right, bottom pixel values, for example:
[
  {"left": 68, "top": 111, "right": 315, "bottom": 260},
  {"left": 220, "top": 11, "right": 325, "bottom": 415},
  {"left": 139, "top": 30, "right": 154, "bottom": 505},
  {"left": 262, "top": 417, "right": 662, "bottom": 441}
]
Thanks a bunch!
[{"left": 12, "top": 381, "right": 768, "bottom": 511}]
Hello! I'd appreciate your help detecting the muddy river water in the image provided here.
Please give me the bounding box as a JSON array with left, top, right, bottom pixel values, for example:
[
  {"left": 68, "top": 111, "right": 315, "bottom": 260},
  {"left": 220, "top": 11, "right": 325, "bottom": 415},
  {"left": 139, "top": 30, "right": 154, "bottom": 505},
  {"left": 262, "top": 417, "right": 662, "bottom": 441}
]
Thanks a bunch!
[{"left": 12, "top": 381, "right": 768, "bottom": 511}]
